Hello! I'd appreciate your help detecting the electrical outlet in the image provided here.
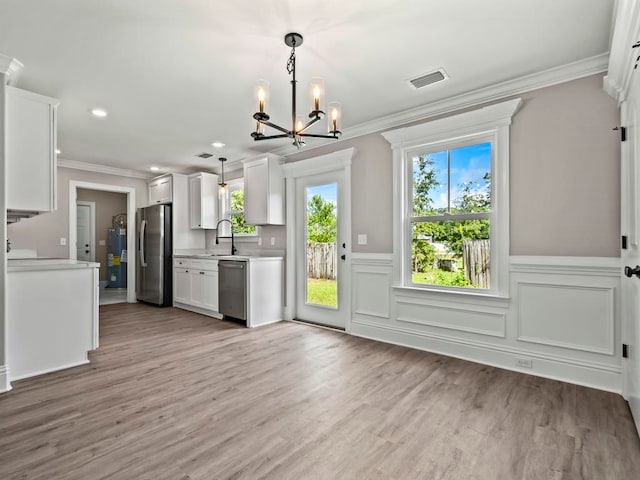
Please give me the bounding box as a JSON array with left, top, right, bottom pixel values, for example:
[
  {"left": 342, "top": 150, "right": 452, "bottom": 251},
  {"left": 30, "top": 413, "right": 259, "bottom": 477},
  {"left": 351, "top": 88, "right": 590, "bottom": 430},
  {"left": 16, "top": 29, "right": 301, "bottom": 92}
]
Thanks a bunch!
[
  {"left": 99, "top": 240, "right": 106, "bottom": 246},
  {"left": 516, "top": 357, "right": 533, "bottom": 369},
  {"left": 270, "top": 237, "right": 275, "bottom": 246},
  {"left": 257, "top": 237, "right": 262, "bottom": 246},
  {"left": 358, "top": 234, "right": 368, "bottom": 245},
  {"left": 60, "top": 237, "right": 66, "bottom": 246}
]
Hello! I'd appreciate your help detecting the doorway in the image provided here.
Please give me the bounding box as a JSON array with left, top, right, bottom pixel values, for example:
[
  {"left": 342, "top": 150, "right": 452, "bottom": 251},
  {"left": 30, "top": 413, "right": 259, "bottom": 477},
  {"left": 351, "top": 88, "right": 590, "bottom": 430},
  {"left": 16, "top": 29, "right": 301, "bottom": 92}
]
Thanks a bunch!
[
  {"left": 76, "top": 201, "right": 95, "bottom": 262},
  {"left": 283, "top": 148, "right": 354, "bottom": 330},
  {"left": 69, "top": 181, "right": 137, "bottom": 304}
]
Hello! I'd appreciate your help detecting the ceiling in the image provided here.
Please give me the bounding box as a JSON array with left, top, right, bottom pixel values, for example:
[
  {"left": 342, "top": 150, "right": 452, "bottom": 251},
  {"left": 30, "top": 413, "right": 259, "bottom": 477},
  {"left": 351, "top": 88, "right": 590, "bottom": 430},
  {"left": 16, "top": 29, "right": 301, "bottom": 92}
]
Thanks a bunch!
[{"left": 0, "top": 0, "right": 615, "bottom": 175}]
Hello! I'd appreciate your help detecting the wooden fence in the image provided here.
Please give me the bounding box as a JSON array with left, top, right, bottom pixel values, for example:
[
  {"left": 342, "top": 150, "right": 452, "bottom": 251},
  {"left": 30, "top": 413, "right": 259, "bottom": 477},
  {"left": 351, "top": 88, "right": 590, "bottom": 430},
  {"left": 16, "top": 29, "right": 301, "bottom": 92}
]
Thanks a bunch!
[
  {"left": 307, "top": 242, "right": 337, "bottom": 280},
  {"left": 462, "top": 239, "right": 490, "bottom": 288}
]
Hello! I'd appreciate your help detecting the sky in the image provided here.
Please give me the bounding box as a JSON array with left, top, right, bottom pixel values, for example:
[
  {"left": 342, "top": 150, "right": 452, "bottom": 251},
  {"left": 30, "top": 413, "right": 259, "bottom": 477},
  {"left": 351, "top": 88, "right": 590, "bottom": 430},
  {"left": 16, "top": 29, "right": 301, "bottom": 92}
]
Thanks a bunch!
[
  {"left": 414, "top": 142, "right": 491, "bottom": 210},
  {"left": 307, "top": 183, "right": 337, "bottom": 204}
]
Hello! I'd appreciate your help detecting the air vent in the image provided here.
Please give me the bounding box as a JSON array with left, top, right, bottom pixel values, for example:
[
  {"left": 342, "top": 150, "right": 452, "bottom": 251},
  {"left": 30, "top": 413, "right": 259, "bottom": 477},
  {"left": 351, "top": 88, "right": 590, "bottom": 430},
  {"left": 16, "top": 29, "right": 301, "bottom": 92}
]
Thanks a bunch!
[
  {"left": 196, "top": 152, "right": 213, "bottom": 159},
  {"left": 409, "top": 69, "right": 448, "bottom": 89}
]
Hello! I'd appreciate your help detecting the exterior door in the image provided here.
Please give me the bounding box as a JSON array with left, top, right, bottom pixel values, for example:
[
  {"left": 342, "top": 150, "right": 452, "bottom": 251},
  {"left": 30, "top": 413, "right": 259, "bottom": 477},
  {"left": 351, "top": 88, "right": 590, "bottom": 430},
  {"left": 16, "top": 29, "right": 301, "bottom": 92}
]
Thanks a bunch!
[
  {"left": 622, "top": 62, "right": 640, "bottom": 432},
  {"left": 76, "top": 202, "right": 94, "bottom": 261},
  {"left": 295, "top": 170, "right": 348, "bottom": 328}
]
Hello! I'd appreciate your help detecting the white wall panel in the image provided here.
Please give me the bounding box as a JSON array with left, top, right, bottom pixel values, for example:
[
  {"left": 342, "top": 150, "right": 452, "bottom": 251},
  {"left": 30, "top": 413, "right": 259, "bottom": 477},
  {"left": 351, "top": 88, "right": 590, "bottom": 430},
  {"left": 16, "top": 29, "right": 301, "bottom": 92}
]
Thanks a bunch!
[{"left": 517, "top": 282, "right": 614, "bottom": 355}]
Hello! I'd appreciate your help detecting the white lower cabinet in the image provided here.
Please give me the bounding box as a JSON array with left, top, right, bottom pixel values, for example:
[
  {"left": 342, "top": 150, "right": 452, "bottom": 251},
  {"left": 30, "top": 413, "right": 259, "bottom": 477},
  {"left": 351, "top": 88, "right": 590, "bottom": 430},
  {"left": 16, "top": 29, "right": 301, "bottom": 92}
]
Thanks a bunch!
[{"left": 173, "top": 259, "right": 219, "bottom": 316}]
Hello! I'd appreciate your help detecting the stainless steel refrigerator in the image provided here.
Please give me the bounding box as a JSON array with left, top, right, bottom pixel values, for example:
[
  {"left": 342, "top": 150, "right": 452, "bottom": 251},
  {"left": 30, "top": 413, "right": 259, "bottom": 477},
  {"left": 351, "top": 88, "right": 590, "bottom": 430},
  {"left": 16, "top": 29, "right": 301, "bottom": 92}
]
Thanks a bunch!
[{"left": 136, "top": 204, "right": 172, "bottom": 307}]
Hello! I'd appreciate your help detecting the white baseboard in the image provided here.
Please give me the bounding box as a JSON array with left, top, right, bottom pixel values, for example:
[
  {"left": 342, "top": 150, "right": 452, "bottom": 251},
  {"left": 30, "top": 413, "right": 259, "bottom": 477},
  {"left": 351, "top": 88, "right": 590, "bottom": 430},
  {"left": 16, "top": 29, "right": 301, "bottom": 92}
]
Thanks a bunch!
[
  {"left": 351, "top": 320, "right": 622, "bottom": 393},
  {"left": 0, "top": 365, "right": 11, "bottom": 393},
  {"left": 9, "top": 358, "right": 90, "bottom": 382}
]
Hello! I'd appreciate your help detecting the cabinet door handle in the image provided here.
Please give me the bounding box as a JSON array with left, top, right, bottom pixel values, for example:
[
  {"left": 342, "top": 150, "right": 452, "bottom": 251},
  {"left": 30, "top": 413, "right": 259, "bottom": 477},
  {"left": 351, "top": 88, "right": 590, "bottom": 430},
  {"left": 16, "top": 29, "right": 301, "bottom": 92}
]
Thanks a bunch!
[{"left": 200, "top": 271, "right": 205, "bottom": 275}]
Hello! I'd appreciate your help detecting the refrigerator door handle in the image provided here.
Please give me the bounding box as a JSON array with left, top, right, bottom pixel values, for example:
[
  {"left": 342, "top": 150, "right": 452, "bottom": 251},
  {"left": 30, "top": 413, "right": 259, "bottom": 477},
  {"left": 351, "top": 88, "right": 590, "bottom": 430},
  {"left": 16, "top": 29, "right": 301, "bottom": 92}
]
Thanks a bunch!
[{"left": 140, "top": 219, "right": 148, "bottom": 267}]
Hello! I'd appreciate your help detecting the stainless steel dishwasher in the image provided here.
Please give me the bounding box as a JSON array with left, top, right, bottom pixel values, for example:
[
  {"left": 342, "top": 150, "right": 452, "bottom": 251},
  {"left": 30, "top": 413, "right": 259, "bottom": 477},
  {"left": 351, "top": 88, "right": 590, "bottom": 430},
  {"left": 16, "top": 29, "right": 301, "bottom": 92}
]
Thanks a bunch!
[{"left": 218, "top": 260, "right": 247, "bottom": 320}]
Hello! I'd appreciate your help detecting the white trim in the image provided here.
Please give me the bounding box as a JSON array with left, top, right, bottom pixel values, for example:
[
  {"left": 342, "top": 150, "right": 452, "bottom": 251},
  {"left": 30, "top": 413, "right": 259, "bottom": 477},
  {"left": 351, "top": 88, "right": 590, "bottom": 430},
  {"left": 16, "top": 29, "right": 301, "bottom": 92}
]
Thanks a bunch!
[
  {"left": 0, "top": 365, "right": 10, "bottom": 393},
  {"left": 0, "top": 54, "right": 23, "bottom": 84},
  {"left": 383, "top": 99, "right": 520, "bottom": 298},
  {"left": 76, "top": 201, "right": 96, "bottom": 262},
  {"left": 268, "top": 54, "right": 607, "bottom": 159},
  {"left": 351, "top": 253, "right": 394, "bottom": 264},
  {"left": 510, "top": 255, "right": 621, "bottom": 276},
  {"left": 59, "top": 159, "right": 152, "bottom": 180},
  {"left": 69, "top": 181, "right": 137, "bottom": 303},
  {"left": 603, "top": 0, "right": 640, "bottom": 102},
  {"left": 282, "top": 147, "right": 356, "bottom": 178}
]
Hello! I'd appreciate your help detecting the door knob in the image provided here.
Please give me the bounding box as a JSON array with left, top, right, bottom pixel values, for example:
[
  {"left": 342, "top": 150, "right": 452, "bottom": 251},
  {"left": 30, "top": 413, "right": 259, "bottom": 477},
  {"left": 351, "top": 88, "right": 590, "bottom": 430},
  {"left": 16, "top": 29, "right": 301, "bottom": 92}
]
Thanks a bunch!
[{"left": 624, "top": 265, "right": 640, "bottom": 278}]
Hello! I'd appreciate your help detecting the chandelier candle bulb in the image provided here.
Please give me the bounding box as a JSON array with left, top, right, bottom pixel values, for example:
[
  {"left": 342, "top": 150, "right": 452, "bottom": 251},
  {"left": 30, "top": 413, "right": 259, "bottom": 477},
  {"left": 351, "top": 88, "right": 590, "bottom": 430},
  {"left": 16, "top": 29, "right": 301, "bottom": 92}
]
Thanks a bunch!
[
  {"left": 310, "top": 78, "right": 324, "bottom": 113},
  {"left": 254, "top": 80, "right": 269, "bottom": 114},
  {"left": 328, "top": 101, "right": 341, "bottom": 133}
]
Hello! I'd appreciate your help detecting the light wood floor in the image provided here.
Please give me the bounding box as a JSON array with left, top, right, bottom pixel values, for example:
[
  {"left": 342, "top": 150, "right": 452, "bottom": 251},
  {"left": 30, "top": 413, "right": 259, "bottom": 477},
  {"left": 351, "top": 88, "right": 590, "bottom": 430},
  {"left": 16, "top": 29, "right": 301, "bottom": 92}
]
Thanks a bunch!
[{"left": 1, "top": 304, "right": 639, "bottom": 480}]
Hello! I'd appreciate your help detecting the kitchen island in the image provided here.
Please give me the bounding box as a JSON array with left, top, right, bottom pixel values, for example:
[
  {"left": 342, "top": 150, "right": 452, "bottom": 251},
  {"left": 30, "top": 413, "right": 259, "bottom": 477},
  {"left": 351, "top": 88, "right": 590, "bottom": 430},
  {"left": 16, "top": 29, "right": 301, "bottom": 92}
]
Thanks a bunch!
[{"left": 7, "top": 259, "right": 99, "bottom": 383}]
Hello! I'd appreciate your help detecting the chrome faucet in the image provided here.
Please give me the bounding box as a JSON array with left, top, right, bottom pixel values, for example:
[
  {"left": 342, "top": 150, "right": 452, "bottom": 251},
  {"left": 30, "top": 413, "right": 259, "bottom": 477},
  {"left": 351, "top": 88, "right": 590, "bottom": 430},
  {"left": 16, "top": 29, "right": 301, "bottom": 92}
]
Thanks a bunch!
[{"left": 215, "top": 219, "right": 237, "bottom": 255}]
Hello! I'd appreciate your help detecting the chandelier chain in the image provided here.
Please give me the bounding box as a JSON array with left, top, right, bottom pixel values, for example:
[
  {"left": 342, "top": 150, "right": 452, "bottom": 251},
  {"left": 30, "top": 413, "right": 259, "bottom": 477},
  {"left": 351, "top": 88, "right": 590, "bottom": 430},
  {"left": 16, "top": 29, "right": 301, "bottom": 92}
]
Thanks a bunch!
[{"left": 286, "top": 46, "right": 296, "bottom": 75}]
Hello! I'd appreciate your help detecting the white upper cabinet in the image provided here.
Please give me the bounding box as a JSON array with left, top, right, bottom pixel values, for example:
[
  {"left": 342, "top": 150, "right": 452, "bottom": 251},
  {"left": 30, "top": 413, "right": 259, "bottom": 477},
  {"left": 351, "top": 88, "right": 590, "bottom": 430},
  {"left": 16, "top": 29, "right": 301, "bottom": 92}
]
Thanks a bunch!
[
  {"left": 243, "top": 155, "right": 284, "bottom": 225},
  {"left": 6, "top": 86, "right": 59, "bottom": 213},
  {"left": 148, "top": 175, "right": 173, "bottom": 205},
  {"left": 189, "top": 172, "right": 218, "bottom": 229}
]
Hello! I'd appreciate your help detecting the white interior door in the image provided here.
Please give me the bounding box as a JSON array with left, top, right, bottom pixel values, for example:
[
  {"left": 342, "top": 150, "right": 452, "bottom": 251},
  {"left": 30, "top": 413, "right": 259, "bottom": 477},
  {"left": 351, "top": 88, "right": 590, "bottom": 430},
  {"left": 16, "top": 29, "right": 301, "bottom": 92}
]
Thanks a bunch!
[
  {"left": 295, "top": 170, "right": 349, "bottom": 329},
  {"left": 622, "top": 63, "right": 640, "bottom": 433},
  {"left": 76, "top": 202, "right": 95, "bottom": 262}
]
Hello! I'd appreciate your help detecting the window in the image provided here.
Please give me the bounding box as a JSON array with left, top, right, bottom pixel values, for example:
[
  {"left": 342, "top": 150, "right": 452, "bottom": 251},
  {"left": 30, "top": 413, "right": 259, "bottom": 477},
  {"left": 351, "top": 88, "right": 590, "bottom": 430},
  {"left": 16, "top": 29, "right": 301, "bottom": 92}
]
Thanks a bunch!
[
  {"left": 382, "top": 98, "right": 522, "bottom": 297},
  {"left": 411, "top": 141, "right": 492, "bottom": 289},
  {"left": 220, "top": 178, "right": 258, "bottom": 238}
]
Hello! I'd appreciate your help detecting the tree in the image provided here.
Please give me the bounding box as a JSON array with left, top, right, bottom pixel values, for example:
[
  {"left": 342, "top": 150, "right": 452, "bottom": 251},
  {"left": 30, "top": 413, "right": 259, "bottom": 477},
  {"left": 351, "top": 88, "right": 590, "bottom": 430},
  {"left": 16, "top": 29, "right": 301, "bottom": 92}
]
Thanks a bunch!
[
  {"left": 412, "top": 154, "right": 439, "bottom": 215},
  {"left": 307, "top": 194, "right": 336, "bottom": 243},
  {"left": 229, "top": 189, "right": 255, "bottom": 234}
]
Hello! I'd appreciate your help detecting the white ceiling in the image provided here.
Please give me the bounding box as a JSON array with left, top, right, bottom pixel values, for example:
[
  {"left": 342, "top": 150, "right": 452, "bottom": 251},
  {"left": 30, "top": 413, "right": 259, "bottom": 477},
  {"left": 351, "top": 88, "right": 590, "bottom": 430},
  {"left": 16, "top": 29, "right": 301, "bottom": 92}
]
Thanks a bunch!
[{"left": 0, "top": 0, "right": 615, "bottom": 174}]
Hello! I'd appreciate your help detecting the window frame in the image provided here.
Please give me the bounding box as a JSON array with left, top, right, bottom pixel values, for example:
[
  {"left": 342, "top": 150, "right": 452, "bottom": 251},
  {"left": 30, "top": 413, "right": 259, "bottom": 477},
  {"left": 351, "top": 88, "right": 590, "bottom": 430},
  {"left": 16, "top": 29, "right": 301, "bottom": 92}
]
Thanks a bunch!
[
  {"left": 406, "top": 133, "right": 495, "bottom": 292},
  {"left": 382, "top": 98, "right": 522, "bottom": 299},
  {"left": 219, "top": 177, "right": 260, "bottom": 240}
]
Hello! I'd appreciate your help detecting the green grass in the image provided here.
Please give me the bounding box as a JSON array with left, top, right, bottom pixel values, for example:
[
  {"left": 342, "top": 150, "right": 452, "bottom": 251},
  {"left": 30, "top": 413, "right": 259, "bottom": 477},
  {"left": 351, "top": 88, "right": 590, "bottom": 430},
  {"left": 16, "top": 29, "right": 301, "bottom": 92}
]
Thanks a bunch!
[
  {"left": 411, "top": 266, "right": 473, "bottom": 287},
  {"left": 306, "top": 278, "right": 337, "bottom": 307}
]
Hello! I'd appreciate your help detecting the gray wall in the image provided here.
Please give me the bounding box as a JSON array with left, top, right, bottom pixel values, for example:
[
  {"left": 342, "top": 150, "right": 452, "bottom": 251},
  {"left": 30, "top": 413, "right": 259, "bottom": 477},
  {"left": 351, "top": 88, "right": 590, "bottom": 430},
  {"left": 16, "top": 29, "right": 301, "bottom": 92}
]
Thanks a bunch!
[
  {"left": 286, "top": 73, "right": 620, "bottom": 257},
  {"left": 7, "top": 167, "right": 148, "bottom": 258},
  {"left": 77, "top": 188, "right": 127, "bottom": 282}
]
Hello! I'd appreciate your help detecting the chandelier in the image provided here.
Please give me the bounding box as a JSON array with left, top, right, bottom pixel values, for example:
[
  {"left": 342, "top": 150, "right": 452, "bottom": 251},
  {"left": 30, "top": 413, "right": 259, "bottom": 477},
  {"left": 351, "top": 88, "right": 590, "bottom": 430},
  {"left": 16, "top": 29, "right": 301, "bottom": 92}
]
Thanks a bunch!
[{"left": 251, "top": 32, "right": 342, "bottom": 148}]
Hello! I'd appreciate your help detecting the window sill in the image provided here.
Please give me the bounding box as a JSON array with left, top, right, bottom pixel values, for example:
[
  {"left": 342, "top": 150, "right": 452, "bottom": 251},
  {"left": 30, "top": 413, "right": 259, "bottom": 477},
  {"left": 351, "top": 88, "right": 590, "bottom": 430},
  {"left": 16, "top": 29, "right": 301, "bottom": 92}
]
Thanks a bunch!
[
  {"left": 216, "top": 236, "right": 260, "bottom": 244},
  {"left": 392, "top": 284, "right": 510, "bottom": 308}
]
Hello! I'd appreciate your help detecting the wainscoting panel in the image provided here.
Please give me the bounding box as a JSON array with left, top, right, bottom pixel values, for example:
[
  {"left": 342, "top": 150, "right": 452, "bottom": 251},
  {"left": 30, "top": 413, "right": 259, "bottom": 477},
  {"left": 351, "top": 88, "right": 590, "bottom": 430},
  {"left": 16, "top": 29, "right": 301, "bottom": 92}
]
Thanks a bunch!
[
  {"left": 517, "top": 282, "right": 615, "bottom": 355},
  {"left": 350, "top": 254, "right": 393, "bottom": 326},
  {"left": 396, "top": 297, "right": 506, "bottom": 338},
  {"left": 349, "top": 255, "right": 622, "bottom": 393}
]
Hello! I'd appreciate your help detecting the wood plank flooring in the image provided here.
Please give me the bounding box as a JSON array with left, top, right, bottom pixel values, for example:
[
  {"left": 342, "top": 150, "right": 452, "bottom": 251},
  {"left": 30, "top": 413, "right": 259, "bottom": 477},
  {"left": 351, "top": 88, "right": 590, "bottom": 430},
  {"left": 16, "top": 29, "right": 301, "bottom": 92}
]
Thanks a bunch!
[{"left": 1, "top": 303, "right": 639, "bottom": 480}]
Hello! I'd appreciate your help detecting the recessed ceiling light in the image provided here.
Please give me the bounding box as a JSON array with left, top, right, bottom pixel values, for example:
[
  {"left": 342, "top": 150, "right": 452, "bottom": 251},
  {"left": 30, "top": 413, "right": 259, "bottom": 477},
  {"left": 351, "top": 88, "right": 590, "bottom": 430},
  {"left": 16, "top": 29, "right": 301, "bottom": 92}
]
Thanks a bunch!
[
  {"left": 90, "top": 108, "right": 108, "bottom": 118},
  {"left": 150, "top": 166, "right": 160, "bottom": 172},
  {"left": 211, "top": 142, "right": 225, "bottom": 148}
]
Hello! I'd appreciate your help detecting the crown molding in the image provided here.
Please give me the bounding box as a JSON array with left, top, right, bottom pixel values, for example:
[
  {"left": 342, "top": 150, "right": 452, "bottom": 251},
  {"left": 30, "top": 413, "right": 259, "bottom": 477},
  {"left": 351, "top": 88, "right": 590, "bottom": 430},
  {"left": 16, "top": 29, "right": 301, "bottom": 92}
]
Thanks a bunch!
[
  {"left": 58, "top": 159, "right": 152, "bottom": 180},
  {"left": 0, "top": 54, "right": 23, "bottom": 84},
  {"left": 270, "top": 53, "right": 608, "bottom": 159},
  {"left": 603, "top": 0, "right": 640, "bottom": 102}
]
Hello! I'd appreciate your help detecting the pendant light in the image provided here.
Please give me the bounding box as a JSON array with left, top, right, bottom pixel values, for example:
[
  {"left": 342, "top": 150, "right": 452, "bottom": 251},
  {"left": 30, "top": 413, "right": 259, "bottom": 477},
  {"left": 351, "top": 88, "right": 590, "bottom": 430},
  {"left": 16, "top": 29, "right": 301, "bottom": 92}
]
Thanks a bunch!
[{"left": 218, "top": 157, "right": 227, "bottom": 192}]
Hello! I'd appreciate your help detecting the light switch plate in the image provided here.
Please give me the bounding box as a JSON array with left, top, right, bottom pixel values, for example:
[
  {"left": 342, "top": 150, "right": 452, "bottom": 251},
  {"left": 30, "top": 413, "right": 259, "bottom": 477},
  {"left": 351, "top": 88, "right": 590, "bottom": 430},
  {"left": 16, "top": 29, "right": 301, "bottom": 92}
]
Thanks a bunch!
[
  {"left": 358, "top": 234, "right": 368, "bottom": 245},
  {"left": 99, "top": 240, "right": 106, "bottom": 246},
  {"left": 60, "top": 237, "right": 66, "bottom": 246}
]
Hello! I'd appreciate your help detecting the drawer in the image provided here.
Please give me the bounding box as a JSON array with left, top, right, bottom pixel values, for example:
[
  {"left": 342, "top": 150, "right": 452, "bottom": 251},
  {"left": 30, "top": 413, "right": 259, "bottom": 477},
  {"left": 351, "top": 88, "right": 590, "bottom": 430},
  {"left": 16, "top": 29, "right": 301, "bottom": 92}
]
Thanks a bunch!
[
  {"left": 190, "top": 259, "right": 218, "bottom": 271},
  {"left": 174, "top": 258, "right": 190, "bottom": 268}
]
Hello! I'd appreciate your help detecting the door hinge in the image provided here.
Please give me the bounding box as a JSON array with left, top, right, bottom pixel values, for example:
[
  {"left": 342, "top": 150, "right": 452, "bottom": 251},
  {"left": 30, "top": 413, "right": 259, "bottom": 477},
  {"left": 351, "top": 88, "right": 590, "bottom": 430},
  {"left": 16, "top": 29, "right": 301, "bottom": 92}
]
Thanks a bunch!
[
  {"left": 614, "top": 126, "right": 627, "bottom": 142},
  {"left": 622, "top": 235, "right": 628, "bottom": 250},
  {"left": 623, "top": 343, "right": 629, "bottom": 358}
]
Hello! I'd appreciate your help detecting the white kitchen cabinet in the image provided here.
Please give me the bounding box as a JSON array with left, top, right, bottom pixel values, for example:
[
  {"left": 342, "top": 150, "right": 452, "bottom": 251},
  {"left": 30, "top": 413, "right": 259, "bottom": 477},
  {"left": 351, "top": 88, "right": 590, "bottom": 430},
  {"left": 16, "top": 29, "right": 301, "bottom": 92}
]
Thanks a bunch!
[
  {"left": 6, "top": 86, "right": 59, "bottom": 214},
  {"left": 148, "top": 175, "right": 173, "bottom": 205},
  {"left": 173, "top": 258, "right": 219, "bottom": 316},
  {"left": 189, "top": 172, "right": 218, "bottom": 229},
  {"left": 243, "top": 155, "right": 285, "bottom": 225},
  {"left": 174, "top": 267, "right": 190, "bottom": 304}
]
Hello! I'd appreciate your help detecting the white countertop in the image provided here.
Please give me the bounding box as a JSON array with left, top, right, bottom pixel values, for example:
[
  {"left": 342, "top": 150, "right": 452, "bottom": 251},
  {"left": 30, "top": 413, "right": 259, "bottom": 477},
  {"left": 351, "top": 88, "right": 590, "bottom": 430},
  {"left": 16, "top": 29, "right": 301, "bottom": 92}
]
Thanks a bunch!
[{"left": 8, "top": 258, "right": 100, "bottom": 272}]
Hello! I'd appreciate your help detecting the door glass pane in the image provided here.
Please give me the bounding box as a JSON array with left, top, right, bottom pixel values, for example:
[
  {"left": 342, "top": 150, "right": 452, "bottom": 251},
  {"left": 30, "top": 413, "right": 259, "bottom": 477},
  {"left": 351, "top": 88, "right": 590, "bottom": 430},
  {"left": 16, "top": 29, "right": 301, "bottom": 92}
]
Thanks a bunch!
[{"left": 305, "top": 183, "right": 338, "bottom": 307}]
